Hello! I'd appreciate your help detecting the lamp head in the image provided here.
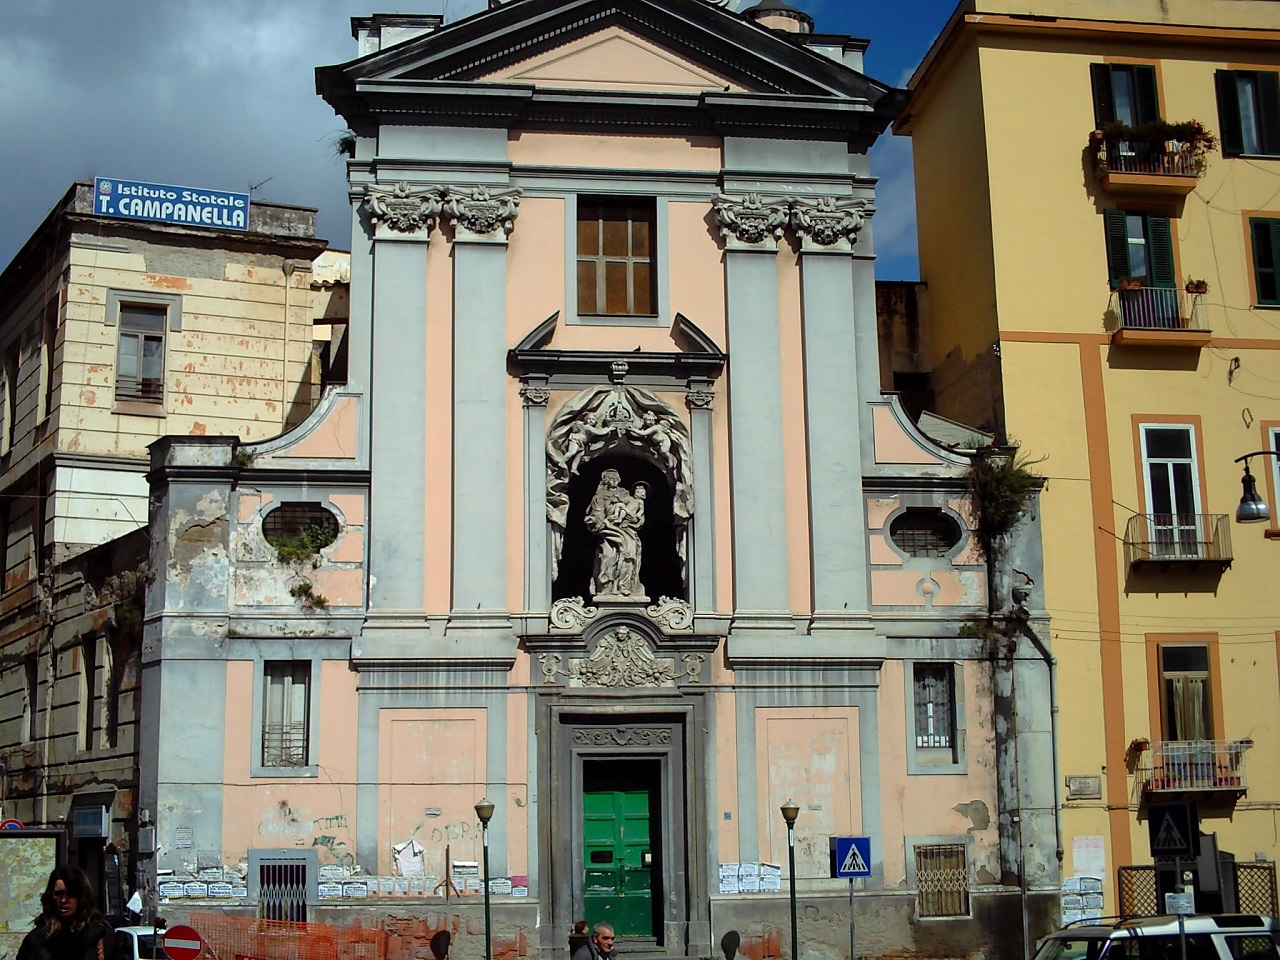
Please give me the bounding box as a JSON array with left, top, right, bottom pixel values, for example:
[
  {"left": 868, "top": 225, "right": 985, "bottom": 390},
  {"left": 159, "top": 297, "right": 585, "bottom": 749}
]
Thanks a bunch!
[
  {"left": 475, "top": 798, "right": 496, "bottom": 824},
  {"left": 780, "top": 799, "right": 800, "bottom": 826},
  {"left": 1235, "top": 462, "right": 1271, "bottom": 524}
]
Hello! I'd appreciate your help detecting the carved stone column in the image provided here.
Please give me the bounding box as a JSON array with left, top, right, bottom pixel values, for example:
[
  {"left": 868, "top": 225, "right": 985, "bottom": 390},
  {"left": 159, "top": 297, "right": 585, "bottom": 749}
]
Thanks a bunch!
[
  {"left": 713, "top": 194, "right": 792, "bottom": 634},
  {"left": 363, "top": 182, "right": 440, "bottom": 617},
  {"left": 792, "top": 196, "right": 873, "bottom": 631},
  {"left": 443, "top": 185, "right": 521, "bottom": 637}
]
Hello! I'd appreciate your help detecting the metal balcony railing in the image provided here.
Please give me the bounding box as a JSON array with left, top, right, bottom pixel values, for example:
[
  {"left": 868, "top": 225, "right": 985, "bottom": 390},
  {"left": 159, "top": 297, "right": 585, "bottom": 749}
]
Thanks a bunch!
[
  {"left": 1110, "top": 286, "right": 1208, "bottom": 332},
  {"left": 1123, "top": 513, "right": 1232, "bottom": 567},
  {"left": 1138, "top": 739, "right": 1252, "bottom": 793},
  {"left": 1100, "top": 139, "right": 1200, "bottom": 177}
]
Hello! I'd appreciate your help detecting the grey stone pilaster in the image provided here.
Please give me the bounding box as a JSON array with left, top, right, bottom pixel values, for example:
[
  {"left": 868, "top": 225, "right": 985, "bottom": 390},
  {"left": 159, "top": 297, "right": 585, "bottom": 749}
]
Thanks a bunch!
[
  {"left": 686, "top": 383, "right": 716, "bottom": 614},
  {"left": 368, "top": 238, "right": 429, "bottom": 612},
  {"left": 724, "top": 250, "right": 791, "bottom": 629},
  {"left": 522, "top": 378, "right": 551, "bottom": 614},
  {"left": 449, "top": 233, "right": 511, "bottom": 633},
  {"left": 800, "top": 251, "right": 871, "bottom": 628}
]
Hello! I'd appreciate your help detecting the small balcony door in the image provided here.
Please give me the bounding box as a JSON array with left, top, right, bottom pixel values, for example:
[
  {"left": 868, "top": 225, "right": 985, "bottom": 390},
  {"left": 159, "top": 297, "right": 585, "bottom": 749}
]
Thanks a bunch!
[{"left": 1140, "top": 424, "right": 1203, "bottom": 557}]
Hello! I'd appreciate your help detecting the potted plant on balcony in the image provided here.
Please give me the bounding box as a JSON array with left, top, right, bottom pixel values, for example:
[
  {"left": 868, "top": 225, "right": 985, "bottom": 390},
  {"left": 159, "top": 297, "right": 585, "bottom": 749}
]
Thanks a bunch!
[
  {"left": 1119, "top": 277, "right": 1144, "bottom": 291},
  {"left": 1185, "top": 278, "right": 1209, "bottom": 294},
  {"left": 1091, "top": 119, "right": 1219, "bottom": 176}
]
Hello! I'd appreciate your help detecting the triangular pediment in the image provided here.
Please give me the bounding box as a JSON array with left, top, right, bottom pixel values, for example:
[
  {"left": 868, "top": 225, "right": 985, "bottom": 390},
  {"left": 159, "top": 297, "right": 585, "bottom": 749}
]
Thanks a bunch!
[
  {"left": 323, "top": 0, "right": 894, "bottom": 102},
  {"left": 478, "top": 26, "right": 749, "bottom": 94}
]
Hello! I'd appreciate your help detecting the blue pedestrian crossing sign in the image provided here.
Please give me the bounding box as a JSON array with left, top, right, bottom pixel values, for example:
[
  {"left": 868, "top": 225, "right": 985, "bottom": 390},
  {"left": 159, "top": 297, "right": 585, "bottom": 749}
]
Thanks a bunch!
[{"left": 831, "top": 836, "right": 873, "bottom": 878}]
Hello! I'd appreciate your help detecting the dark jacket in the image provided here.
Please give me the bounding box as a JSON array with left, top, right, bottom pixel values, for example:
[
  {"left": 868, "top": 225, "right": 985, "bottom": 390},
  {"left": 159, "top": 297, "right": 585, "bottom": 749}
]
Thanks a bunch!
[
  {"left": 571, "top": 940, "right": 617, "bottom": 960},
  {"left": 17, "top": 920, "right": 114, "bottom": 960}
]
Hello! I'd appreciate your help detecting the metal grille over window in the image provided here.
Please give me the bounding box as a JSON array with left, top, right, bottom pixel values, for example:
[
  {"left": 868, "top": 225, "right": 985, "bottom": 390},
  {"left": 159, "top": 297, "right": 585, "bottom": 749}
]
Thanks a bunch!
[
  {"left": 915, "top": 843, "right": 969, "bottom": 917},
  {"left": 116, "top": 305, "right": 166, "bottom": 402},
  {"left": 262, "top": 503, "right": 340, "bottom": 553},
  {"left": 890, "top": 509, "right": 961, "bottom": 558},
  {"left": 258, "top": 861, "right": 309, "bottom": 921},
  {"left": 914, "top": 663, "right": 955, "bottom": 748},
  {"left": 262, "top": 662, "right": 309, "bottom": 767}
]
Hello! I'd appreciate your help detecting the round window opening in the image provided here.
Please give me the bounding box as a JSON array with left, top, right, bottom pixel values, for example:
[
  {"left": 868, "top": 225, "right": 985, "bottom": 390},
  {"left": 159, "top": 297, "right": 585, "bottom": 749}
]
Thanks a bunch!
[
  {"left": 889, "top": 508, "right": 962, "bottom": 558},
  {"left": 263, "top": 502, "right": 340, "bottom": 563}
]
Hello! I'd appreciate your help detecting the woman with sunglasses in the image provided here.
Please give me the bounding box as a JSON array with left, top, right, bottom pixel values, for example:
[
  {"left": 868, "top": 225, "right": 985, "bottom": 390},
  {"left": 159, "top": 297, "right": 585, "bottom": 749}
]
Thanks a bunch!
[{"left": 18, "top": 866, "right": 115, "bottom": 960}]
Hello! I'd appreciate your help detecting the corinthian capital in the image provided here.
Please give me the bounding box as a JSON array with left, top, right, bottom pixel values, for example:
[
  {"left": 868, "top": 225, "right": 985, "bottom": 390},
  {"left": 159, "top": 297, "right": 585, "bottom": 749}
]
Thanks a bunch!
[
  {"left": 363, "top": 182, "right": 443, "bottom": 236},
  {"left": 790, "top": 196, "right": 870, "bottom": 251},
  {"left": 713, "top": 193, "right": 789, "bottom": 250},
  {"left": 441, "top": 185, "right": 522, "bottom": 241}
]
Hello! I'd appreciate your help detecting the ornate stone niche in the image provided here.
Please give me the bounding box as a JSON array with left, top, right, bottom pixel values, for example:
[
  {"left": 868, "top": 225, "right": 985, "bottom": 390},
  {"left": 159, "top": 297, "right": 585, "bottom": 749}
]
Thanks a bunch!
[{"left": 547, "top": 383, "right": 693, "bottom": 604}]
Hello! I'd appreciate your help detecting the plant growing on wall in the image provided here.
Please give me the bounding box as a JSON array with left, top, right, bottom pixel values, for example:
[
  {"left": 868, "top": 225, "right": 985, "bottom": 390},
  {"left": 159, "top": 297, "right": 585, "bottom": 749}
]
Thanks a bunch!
[
  {"left": 265, "top": 521, "right": 337, "bottom": 612},
  {"left": 966, "top": 448, "right": 1043, "bottom": 569}
]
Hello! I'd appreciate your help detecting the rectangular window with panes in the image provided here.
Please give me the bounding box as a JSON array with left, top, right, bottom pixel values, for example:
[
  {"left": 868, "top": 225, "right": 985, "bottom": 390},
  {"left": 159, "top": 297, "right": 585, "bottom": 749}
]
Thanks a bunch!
[
  {"left": 913, "top": 663, "right": 955, "bottom": 749},
  {"left": 1250, "top": 218, "right": 1280, "bottom": 305},
  {"left": 576, "top": 198, "right": 657, "bottom": 317},
  {"left": 1091, "top": 63, "right": 1160, "bottom": 128},
  {"left": 262, "top": 661, "right": 311, "bottom": 767},
  {"left": 115, "top": 304, "right": 166, "bottom": 403},
  {"left": 1216, "top": 70, "right": 1280, "bottom": 157},
  {"left": 1104, "top": 209, "right": 1181, "bottom": 330}
]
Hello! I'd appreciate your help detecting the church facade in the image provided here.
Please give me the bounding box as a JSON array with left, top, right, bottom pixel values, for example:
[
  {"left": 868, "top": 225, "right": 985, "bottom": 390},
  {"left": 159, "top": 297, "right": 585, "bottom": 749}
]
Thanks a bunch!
[{"left": 140, "top": 2, "right": 1058, "bottom": 958}]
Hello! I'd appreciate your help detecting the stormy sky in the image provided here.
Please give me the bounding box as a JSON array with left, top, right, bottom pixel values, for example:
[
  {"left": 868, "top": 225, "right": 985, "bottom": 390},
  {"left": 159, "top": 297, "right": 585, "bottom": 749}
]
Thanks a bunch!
[{"left": 0, "top": 0, "right": 954, "bottom": 280}]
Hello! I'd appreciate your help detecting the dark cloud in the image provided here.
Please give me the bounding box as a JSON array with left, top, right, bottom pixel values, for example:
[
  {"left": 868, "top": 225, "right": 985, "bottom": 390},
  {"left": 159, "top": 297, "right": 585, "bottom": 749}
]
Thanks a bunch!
[{"left": 1, "top": 0, "right": 941, "bottom": 275}]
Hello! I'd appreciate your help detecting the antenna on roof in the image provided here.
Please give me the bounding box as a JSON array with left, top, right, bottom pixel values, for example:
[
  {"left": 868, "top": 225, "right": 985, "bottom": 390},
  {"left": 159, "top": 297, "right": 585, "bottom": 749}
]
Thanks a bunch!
[{"left": 249, "top": 176, "right": 274, "bottom": 198}]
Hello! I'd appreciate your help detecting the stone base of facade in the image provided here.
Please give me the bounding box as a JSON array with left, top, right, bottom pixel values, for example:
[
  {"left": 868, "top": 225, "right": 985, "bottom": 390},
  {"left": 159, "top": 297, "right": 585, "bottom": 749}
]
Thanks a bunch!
[{"left": 159, "top": 890, "right": 1059, "bottom": 960}]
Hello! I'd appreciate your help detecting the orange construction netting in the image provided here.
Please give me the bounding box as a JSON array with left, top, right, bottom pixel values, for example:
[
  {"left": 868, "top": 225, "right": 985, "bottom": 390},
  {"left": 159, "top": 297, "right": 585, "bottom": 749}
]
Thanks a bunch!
[{"left": 188, "top": 913, "right": 387, "bottom": 960}]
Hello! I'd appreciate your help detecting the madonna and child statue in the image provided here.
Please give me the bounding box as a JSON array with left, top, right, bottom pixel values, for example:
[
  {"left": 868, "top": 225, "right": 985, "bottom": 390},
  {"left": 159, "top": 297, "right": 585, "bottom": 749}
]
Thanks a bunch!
[{"left": 584, "top": 468, "right": 649, "bottom": 602}]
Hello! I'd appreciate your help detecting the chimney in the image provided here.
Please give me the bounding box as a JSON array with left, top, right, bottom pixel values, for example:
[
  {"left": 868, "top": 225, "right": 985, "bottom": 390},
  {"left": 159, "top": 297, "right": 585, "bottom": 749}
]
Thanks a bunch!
[{"left": 351, "top": 14, "right": 444, "bottom": 56}]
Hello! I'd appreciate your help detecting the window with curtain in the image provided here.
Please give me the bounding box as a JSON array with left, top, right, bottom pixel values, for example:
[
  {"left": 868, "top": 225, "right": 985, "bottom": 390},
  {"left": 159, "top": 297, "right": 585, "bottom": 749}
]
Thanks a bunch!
[
  {"left": 914, "top": 663, "right": 955, "bottom": 749},
  {"left": 1215, "top": 69, "right": 1280, "bottom": 157},
  {"left": 1161, "top": 644, "right": 1211, "bottom": 741},
  {"left": 263, "top": 661, "right": 311, "bottom": 767},
  {"left": 115, "top": 304, "right": 166, "bottom": 402}
]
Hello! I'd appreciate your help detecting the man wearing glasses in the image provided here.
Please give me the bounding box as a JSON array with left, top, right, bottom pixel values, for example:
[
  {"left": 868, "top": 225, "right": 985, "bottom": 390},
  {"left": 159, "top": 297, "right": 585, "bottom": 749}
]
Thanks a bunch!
[{"left": 571, "top": 923, "right": 618, "bottom": 960}]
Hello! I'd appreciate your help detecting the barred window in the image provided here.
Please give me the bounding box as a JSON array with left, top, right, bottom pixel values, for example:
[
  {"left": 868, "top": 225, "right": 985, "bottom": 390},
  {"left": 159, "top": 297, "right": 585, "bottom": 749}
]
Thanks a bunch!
[
  {"left": 915, "top": 842, "right": 969, "bottom": 917},
  {"left": 890, "top": 509, "right": 962, "bottom": 558},
  {"left": 914, "top": 663, "right": 955, "bottom": 749},
  {"left": 262, "top": 661, "right": 310, "bottom": 767}
]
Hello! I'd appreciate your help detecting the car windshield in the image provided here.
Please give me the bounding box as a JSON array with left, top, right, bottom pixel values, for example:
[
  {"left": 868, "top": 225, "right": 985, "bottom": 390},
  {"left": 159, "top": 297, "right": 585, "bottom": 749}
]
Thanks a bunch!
[{"left": 1035, "top": 936, "right": 1109, "bottom": 960}]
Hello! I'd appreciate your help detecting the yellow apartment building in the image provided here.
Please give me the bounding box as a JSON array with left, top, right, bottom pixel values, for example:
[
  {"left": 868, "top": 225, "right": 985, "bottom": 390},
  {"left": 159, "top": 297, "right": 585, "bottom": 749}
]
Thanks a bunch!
[{"left": 899, "top": 0, "right": 1280, "bottom": 917}]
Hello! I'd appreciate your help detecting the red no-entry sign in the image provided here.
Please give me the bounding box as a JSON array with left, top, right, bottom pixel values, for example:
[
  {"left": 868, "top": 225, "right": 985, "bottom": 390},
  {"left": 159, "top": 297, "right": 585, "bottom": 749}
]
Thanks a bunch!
[{"left": 163, "top": 926, "right": 203, "bottom": 960}]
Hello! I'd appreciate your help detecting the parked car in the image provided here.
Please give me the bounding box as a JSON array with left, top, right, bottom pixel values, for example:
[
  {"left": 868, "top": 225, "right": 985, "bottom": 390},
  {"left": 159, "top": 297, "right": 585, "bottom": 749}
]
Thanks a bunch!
[
  {"left": 1034, "top": 915, "right": 1279, "bottom": 960},
  {"left": 113, "top": 927, "right": 165, "bottom": 960}
]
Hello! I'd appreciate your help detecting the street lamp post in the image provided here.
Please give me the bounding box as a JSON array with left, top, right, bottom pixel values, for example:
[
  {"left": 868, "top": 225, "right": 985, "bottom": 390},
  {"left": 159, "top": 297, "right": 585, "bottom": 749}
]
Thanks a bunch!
[
  {"left": 780, "top": 800, "right": 800, "bottom": 960},
  {"left": 475, "top": 798, "right": 496, "bottom": 960}
]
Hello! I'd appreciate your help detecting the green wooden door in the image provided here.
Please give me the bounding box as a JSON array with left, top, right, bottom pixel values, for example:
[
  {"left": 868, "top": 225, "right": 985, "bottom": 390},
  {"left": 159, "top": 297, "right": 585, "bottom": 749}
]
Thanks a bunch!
[{"left": 583, "top": 788, "right": 654, "bottom": 937}]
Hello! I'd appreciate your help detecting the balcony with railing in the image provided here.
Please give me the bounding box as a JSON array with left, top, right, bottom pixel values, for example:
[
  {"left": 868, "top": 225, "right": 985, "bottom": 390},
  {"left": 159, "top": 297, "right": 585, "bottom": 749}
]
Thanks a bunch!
[
  {"left": 1109, "top": 286, "right": 1211, "bottom": 346},
  {"left": 1124, "top": 513, "right": 1232, "bottom": 569},
  {"left": 1090, "top": 121, "right": 1216, "bottom": 197},
  {"left": 1136, "top": 739, "right": 1252, "bottom": 795}
]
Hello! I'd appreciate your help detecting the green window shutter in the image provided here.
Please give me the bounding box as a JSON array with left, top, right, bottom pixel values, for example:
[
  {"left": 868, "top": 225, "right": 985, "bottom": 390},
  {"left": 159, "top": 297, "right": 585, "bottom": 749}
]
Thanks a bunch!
[
  {"left": 1104, "top": 209, "right": 1129, "bottom": 288},
  {"left": 1135, "top": 65, "right": 1160, "bottom": 125},
  {"left": 1258, "top": 72, "right": 1280, "bottom": 155},
  {"left": 1147, "top": 214, "right": 1175, "bottom": 288},
  {"left": 1252, "top": 218, "right": 1280, "bottom": 305},
  {"left": 1216, "top": 70, "right": 1245, "bottom": 156},
  {"left": 1091, "top": 63, "right": 1115, "bottom": 127}
]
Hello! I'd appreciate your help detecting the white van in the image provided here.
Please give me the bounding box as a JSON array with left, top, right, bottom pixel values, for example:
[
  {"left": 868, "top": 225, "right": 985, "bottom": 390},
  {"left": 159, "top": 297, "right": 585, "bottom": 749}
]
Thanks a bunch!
[
  {"left": 113, "top": 926, "right": 165, "bottom": 960},
  {"left": 1034, "top": 915, "right": 1279, "bottom": 960}
]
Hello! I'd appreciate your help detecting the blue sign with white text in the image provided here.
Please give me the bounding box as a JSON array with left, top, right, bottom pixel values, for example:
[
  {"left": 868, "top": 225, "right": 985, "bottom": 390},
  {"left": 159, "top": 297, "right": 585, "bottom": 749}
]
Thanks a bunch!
[
  {"left": 831, "top": 836, "right": 873, "bottom": 878},
  {"left": 93, "top": 177, "right": 249, "bottom": 231}
]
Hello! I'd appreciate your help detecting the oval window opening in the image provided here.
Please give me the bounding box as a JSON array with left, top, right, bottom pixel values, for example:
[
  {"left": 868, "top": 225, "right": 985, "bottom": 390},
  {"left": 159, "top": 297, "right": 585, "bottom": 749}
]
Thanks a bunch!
[
  {"left": 889, "top": 508, "right": 962, "bottom": 558},
  {"left": 263, "top": 502, "right": 340, "bottom": 563}
]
